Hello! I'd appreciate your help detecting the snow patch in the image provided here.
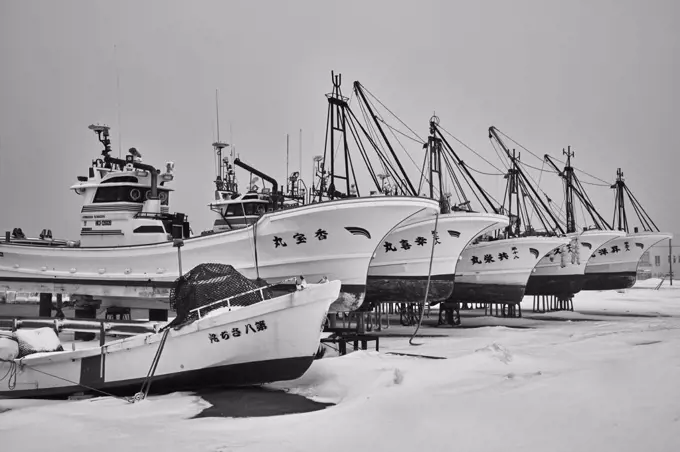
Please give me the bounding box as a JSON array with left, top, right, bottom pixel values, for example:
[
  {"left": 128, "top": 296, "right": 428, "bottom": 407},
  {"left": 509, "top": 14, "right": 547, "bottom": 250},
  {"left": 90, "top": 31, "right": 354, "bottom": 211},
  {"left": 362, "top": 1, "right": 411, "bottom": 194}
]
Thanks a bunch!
[{"left": 474, "top": 342, "right": 513, "bottom": 364}]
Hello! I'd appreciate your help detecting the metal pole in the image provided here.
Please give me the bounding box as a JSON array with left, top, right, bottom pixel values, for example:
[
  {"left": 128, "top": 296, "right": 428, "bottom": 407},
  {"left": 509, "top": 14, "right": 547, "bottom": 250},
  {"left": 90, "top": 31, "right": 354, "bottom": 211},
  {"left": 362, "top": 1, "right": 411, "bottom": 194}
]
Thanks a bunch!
[
  {"left": 670, "top": 238, "right": 673, "bottom": 285},
  {"left": 174, "top": 239, "right": 184, "bottom": 276}
]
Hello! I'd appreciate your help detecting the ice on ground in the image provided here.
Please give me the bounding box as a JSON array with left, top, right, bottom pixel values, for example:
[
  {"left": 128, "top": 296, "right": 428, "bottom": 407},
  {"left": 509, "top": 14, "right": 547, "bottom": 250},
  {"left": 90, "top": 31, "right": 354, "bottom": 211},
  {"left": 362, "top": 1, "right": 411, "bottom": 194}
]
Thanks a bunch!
[{"left": 1, "top": 286, "right": 679, "bottom": 452}]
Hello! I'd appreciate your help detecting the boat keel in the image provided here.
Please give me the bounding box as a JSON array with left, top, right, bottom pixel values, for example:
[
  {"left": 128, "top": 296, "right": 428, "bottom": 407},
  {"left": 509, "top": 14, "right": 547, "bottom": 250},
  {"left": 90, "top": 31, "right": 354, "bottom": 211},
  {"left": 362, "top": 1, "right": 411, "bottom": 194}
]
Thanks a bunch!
[
  {"left": 364, "top": 274, "right": 455, "bottom": 305},
  {"left": 524, "top": 274, "right": 586, "bottom": 297},
  {"left": 448, "top": 282, "right": 526, "bottom": 304},
  {"left": 581, "top": 271, "right": 637, "bottom": 291}
]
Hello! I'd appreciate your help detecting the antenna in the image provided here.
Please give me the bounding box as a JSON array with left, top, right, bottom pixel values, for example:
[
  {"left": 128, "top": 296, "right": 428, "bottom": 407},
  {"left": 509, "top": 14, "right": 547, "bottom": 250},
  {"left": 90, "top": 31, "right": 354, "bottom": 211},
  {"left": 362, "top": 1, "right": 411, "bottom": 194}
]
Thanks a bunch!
[
  {"left": 286, "top": 134, "right": 290, "bottom": 193},
  {"left": 215, "top": 89, "right": 221, "bottom": 142},
  {"left": 299, "top": 128, "right": 302, "bottom": 184},
  {"left": 230, "top": 123, "right": 234, "bottom": 159},
  {"left": 114, "top": 44, "right": 123, "bottom": 158},
  {"left": 212, "top": 89, "right": 229, "bottom": 183}
]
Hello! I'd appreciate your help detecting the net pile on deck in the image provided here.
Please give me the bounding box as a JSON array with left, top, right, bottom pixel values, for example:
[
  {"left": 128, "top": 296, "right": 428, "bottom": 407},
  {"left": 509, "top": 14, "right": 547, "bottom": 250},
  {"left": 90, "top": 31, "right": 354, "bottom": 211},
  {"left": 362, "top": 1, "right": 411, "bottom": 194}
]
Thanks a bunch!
[{"left": 166, "top": 263, "right": 274, "bottom": 329}]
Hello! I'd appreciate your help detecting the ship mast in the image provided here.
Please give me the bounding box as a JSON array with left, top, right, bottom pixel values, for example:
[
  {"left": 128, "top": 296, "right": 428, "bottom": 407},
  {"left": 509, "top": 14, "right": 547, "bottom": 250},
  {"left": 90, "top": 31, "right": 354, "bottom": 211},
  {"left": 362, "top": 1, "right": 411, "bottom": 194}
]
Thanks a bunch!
[{"left": 212, "top": 89, "right": 233, "bottom": 195}]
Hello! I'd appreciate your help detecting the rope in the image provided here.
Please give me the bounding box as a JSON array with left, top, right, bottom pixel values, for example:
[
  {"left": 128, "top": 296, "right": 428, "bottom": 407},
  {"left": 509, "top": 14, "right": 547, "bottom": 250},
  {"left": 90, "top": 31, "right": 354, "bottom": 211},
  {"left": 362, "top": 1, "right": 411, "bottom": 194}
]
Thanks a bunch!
[
  {"left": 2, "top": 327, "right": 170, "bottom": 402},
  {"left": 0, "top": 358, "right": 17, "bottom": 390},
  {"left": 133, "top": 327, "right": 170, "bottom": 402},
  {"left": 410, "top": 212, "right": 439, "bottom": 346},
  {"left": 252, "top": 220, "right": 260, "bottom": 280},
  {"left": 0, "top": 356, "right": 131, "bottom": 402}
]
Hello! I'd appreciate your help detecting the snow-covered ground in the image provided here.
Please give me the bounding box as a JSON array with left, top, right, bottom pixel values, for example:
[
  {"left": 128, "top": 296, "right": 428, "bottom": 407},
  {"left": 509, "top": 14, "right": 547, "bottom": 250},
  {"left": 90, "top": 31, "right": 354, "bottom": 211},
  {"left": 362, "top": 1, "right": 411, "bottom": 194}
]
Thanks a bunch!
[{"left": 2, "top": 279, "right": 679, "bottom": 452}]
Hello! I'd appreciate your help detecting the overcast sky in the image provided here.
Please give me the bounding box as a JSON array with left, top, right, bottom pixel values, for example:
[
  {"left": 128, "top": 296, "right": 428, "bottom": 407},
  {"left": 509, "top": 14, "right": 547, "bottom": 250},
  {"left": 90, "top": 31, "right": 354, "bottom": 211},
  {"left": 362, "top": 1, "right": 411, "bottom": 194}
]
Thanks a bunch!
[{"left": 1, "top": 0, "right": 678, "bottom": 237}]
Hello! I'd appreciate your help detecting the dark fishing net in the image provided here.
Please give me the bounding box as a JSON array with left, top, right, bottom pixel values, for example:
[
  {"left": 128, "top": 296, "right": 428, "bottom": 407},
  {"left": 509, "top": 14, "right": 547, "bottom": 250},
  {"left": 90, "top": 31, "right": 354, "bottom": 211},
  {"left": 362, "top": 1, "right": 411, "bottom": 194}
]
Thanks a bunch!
[{"left": 165, "top": 263, "right": 274, "bottom": 329}]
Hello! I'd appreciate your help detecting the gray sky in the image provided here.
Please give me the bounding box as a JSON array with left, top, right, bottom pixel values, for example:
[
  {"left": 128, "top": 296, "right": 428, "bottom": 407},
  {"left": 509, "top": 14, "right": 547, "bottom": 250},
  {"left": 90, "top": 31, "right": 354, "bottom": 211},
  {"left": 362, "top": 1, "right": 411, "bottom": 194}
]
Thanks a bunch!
[{"left": 1, "top": 0, "right": 678, "bottom": 237}]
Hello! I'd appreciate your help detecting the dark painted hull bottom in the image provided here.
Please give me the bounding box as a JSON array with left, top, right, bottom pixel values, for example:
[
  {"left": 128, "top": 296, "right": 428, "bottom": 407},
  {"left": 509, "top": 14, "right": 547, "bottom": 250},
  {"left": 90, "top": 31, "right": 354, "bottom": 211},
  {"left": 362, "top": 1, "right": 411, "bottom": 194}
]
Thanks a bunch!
[
  {"left": 524, "top": 274, "right": 586, "bottom": 297},
  {"left": 447, "top": 282, "right": 526, "bottom": 305},
  {"left": 0, "top": 356, "right": 314, "bottom": 400},
  {"left": 581, "top": 272, "right": 637, "bottom": 291},
  {"left": 363, "top": 275, "right": 455, "bottom": 306}
]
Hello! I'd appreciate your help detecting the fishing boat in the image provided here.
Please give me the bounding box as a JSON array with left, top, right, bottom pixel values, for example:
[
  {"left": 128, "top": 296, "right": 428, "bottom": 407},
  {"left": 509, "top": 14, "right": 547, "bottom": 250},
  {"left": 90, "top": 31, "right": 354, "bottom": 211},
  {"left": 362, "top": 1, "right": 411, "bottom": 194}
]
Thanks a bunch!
[
  {"left": 0, "top": 124, "right": 440, "bottom": 313},
  {"left": 366, "top": 211, "right": 509, "bottom": 304},
  {"left": 485, "top": 130, "right": 672, "bottom": 294},
  {"left": 320, "top": 81, "right": 568, "bottom": 306},
  {"left": 413, "top": 121, "right": 569, "bottom": 304},
  {"left": 207, "top": 75, "right": 510, "bottom": 307},
  {"left": 582, "top": 168, "right": 672, "bottom": 290},
  {"left": 486, "top": 130, "right": 627, "bottom": 297},
  {"left": 316, "top": 78, "right": 512, "bottom": 305},
  {"left": 451, "top": 234, "right": 568, "bottom": 303},
  {"left": 0, "top": 263, "right": 342, "bottom": 399},
  {"left": 520, "top": 148, "right": 626, "bottom": 296},
  {"left": 583, "top": 230, "right": 671, "bottom": 290},
  {"left": 524, "top": 228, "right": 626, "bottom": 296}
]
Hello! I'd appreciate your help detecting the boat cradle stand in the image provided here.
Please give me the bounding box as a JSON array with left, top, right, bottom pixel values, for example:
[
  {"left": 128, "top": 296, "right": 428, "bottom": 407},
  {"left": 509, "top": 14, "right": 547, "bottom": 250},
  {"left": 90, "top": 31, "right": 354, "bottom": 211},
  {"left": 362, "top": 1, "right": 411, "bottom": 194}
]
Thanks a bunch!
[
  {"left": 531, "top": 294, "right": 574, "bottom": 313},
  {"left": 320, "top": 327, "right": 380, "bottom": 356}
]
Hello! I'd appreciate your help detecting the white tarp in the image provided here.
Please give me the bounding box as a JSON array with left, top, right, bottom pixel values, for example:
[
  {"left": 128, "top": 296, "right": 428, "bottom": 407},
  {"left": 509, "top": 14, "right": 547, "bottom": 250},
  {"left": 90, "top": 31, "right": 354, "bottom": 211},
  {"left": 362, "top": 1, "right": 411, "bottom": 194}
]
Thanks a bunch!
[{"left": 14, "top": 327, "right": 63, "bottom": 357}]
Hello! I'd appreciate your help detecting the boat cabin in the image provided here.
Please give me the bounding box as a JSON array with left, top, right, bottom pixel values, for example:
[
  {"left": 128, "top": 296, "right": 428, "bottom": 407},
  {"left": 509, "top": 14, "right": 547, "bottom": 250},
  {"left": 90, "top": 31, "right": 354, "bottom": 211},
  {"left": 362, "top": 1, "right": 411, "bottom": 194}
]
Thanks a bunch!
[
  {"left": 4, "top": 125, "right": 193, "bottom": 248},
  {"left": 69, "top": 149, "right": 191, "bottom": 247},
  {"left": 210, "top": 189, "right": 275, "bottom": 232}
]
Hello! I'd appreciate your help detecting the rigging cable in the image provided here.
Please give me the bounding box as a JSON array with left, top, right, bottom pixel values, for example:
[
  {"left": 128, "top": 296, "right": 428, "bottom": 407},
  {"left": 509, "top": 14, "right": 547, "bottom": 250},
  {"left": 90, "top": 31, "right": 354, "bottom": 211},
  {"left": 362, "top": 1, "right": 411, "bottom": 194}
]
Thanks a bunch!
[
  {"left": 494, "top": 127, "right": 613, "bottom": 186},
  {"left": 437, "top": 123, "right": 507, "bottom": 175},
  {"left": 410, "top": 211, "right": 439, "bottom": 346},
  {"left": 360, "top": 83, "right": 426, "bottom": 142},
  {"left": 528, "top": 159, "right": 547, "bottom": 225}
]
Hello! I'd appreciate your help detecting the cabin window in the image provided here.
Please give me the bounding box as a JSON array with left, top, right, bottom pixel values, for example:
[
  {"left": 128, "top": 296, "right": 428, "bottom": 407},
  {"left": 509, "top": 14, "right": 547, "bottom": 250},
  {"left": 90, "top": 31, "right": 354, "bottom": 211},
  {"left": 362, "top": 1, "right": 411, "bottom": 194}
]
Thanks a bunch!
[
  {"left": 93, "top": 186, "right": 136, "bottom": 203},
  {"left": 102, "top": 176, "right": 139, "bottom": 184},
  {"left": 225, "top": 203, "right": 244, "bottom": 216},
  {"left": 655, "top": 255, "right": 661, "bottom": 266},
  {"left": 133, "top": 225, "right": 166, "bottom": 234},
  {"left": 93, "top": 186, "right": 170, "bottom": 205},
  {"left": 243, "top": 203, "right": 264, "bottom": 216}
]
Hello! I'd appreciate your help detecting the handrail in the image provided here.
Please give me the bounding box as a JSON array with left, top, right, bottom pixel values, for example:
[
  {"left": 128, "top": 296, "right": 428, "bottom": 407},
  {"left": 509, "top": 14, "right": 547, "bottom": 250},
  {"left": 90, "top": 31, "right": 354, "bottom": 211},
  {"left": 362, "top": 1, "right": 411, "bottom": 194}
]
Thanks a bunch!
[
  {"left": 0, "top": 317, "right": 161, "bottom": 336},
  {"left": 189, "top": 277, "right": 298, "bottom": 318}
]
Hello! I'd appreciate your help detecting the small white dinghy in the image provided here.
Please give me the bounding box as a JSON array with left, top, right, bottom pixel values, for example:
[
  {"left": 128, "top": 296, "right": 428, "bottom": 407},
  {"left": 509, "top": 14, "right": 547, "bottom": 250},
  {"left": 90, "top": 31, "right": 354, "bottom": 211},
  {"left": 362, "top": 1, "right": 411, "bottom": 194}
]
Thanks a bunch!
[{"left": 0, "top": 263, "right": 340, "bottom": 399}]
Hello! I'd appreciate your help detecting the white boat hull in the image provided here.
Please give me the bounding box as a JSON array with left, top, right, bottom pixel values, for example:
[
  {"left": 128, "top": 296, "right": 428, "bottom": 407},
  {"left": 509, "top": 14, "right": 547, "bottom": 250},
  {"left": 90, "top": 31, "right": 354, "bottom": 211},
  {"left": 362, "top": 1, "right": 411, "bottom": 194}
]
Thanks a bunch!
[
  {"left": 582, "top": 231, "right": 673, "bottom": 290},
  {"left": 365, "top": 212, "right": 509, "bottom": 305},
  {"left": 452, "top": 236, "right": 570, "bottom": 304},
  {"left": 0, "top": 280, "right": 342, "bottom": 399},
  {"left": 524, "top": 230, "right": 627, "bottom": 296},
  {"left": 0, "top": 197, "right": 439, "bottom": 312}
]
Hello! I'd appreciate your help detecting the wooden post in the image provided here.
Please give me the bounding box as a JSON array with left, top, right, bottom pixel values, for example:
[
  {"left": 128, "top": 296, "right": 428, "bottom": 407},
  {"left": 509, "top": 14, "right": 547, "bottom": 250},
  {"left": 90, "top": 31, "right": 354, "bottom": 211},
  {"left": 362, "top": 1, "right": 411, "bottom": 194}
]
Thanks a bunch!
[
  {"left": 55, "top": 293, "right": 65, "bottom": 319},
  {"left": 38, "top": 293, "right": 52, "bottom": 317}
]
